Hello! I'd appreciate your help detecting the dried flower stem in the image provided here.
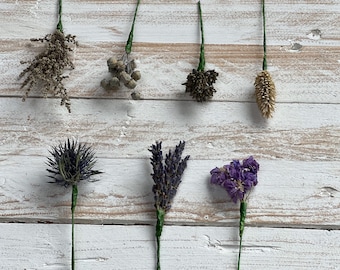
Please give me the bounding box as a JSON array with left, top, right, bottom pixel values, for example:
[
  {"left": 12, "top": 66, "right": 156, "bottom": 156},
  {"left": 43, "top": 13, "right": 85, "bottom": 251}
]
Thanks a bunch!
[
  {"left": 125, "top": 0, "right": 141, "bottom": 55},
  {"left": 210, "top": 157, "right": 259, "bottom": 269},
  {"left": 150, "top": 141, "right": 189, "bottom": 270},
  {"left": 197, "top": 1, "right": 205, "bottom": 72},
  {"left": 57, "top": 0, "right": 63, "bottom": 32},
  {"left": 262, "top": 0, "right": 267, "bottom": 71},
  {"left": 237, "top": 201, "right": 247, "bottom": 270},
  {"left": 156, "top": 208, "right": 165, "bottom": 270},
  {"left": 71, "top": 184, "right": 78, "bottom": 270},
  {"left": 183, "top": 2, "right": 218, "bottom": 102},
  {"left": 254, "top": 0, "right": 276, "bottom": 118},
  {"left": 47, "top": 139, "right": 102, "bottom": 270}
]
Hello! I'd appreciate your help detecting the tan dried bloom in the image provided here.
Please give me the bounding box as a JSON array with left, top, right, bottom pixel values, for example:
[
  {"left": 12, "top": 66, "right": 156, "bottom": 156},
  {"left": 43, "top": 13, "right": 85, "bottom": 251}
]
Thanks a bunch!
[
  {"left": 19, "top": 30, "right": 77, "bottom": 113},
  {"left": 102, "top": 54, "right": 140, "bottom": 91},
  {"left": 254, "top": 70, "right": 276, "bottom": 118}
]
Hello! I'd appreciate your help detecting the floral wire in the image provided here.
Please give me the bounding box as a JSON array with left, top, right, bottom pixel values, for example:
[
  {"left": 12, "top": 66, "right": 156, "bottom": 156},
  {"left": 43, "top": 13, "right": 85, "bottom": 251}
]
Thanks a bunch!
[
  {"left": 57, "top": 0, "right": 63, "bottom": 32},
  {"left": 262, "top": 0, "right": 267, "bottom": 71},
  {"left": 156, "top": 208, "right": 165, "bottom": 270},
  {"left": 125, "top": 0, "right": 141, "bottom": 55},
  {"left": 71, "top": 184, "right": 78, "bottom": 270},
  {"left": 238, "top": 201, "right": 247, "bottom": 270},
  {"left": 197, "top": 1, "right": 205, "bottom": 71}
]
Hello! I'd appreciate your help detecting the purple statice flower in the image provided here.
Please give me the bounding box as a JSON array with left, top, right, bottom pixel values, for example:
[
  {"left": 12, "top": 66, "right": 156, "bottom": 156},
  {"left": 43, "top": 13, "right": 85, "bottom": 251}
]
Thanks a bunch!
[
  {"left": 149, "top": 141, "right": 190, "bottom": 212},
  {"left": 210, "top": 156, "right": 259, "bottom": 203}
]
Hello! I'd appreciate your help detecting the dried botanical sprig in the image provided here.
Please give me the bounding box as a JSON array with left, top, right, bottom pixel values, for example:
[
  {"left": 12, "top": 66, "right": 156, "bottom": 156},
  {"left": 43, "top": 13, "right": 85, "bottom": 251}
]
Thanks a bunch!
[
  {"left": 19, "top": 0, "right": 77, "bottom": 113},
  {"left": 254, "top": 0, "right": 276, "bottom": 118},
  {"left": 255, "top": 70, "right": 276, "bottom": 118},
  {"left": 210, "top": 156, "right": 259, "bottom": 270},
  {"left": 183, "top": 1, "right": 218, "bottom": 102},
  {"left": 149, "top": 141, "right": 190, "bottom": 270},
  {"left": 101, "top": 55, "right": 141, "bottom": 91},
  {"left": 101, "top": 0, "right": 142, "bottom": 99},
  {"left": 183, "top": 69, "right": 218, "bottom": 102},
  {"left": 47, "top": 138, "right": 102, "bottom": 270}
]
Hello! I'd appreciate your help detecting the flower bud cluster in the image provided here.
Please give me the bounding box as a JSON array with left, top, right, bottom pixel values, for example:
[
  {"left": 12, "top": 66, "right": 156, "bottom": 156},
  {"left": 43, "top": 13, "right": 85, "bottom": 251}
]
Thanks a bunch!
[
  {"left": 101, "top": 55, "right": 141, "bottom": 91},
  {"left": 210, "top": 156, "right": 259, "bottom": 203},
  {"left": 183, "top": 69, "right": 219, "bottom": 102}
]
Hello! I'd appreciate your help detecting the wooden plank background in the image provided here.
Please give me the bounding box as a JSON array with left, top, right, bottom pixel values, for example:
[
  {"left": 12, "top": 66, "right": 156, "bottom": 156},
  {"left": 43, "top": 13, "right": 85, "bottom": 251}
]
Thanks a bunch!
[{"left": 1, "top": 0, "right": 340, "bottom": 269}]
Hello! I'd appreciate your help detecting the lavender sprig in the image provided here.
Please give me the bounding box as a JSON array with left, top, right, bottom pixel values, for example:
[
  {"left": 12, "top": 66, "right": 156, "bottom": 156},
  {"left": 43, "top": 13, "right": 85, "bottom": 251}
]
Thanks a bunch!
[
  {"left": 149, "top": 141, "right": 190, "bottom": 270},
  {"left": 47, "top": 139, "right": 102, "bottom": 270},
  {"left": 210, "top": 156, "right": 259, "bottom": 270},
  {"left": 183, "top": 1, "right": 218, "bottom": 102}
]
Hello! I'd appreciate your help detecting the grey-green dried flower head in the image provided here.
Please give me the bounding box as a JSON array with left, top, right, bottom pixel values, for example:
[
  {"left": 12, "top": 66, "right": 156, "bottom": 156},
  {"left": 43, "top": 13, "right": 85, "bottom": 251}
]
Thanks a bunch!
[
  {"left": 131, "top": 91, "right": 142, "bottom": 100},
  {"left": 254, "top": 70, "right": 276, "bottom": 118},
  {"left": 102, "top": 0, "right": 141, "bottom": 93},
  {"left": 47, "top": 139, "right": 102, "bottom": 187},
  {"left": 183, "top": 69, "right": 218, "bottom": 102},
  {"left": 19, "top": 30, "right": 77, "bottom": 113},
  {"left": 103, "top": 54, "right": 140, "bottom": 91}
]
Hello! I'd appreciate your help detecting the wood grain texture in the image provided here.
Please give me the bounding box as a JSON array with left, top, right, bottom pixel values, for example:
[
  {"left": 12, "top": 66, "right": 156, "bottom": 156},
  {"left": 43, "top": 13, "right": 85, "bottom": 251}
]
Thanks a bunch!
[
  {"left": 2, "top": 42, "right": 340, "bottom": 103},
  {"left": 0, "top": 99, "right": 339, "bottom": 161},
  {"left": 1, "top": 0, "right": 340, "bottom": 103},
  {"left": 1, "top": 224, "right": 340, "bottom": 270},
  {"left": 1, "top": 155, "right": 340, "bottom": 227},
  {"left": 0, "top": 0, "right": 340, "bottom": 268}
]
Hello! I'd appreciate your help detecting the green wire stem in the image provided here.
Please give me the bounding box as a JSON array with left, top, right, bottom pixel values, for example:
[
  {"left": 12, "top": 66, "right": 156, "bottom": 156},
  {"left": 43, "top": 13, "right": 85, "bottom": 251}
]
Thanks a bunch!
[
  {"left": 125, "top": 0, "right": 141, "bottom": 55},
  {"left": 262, "top": 0, "right": 267, "bottom": 71},
  {"left": 237, "top": 201, "right": 247, "bottom": 270},
  {"left": 197, "top": 1, "right": 205, "bottom": 72},
  {"left": 156, "top": 208, "right": 165, "bottom": 270},
  {"left": 57, "top": 0, "right": 63, "bottom": 32},
  {"left": 71, "top": 184, "right": 78, "bottom": 270}
]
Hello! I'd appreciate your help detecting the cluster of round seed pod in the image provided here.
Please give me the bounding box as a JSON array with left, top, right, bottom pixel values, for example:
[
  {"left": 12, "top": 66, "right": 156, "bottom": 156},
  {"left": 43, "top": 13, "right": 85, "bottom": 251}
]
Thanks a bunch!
[{"left": 101, "top": 56, "right": 141, "bottom": 91}]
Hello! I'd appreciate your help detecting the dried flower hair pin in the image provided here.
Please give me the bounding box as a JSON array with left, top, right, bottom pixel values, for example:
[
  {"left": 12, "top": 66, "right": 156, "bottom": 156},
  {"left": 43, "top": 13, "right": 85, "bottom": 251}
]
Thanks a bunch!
[
  {"left": 19, "top": 0, "right": 77, "bottom": 113},
  {"left": 149, "top": 141, "right": 190, "bottom": 270},
  {"left": 101, "top": 0, "right": 142, "bottom": 99},
  {"left": 254, "top": 0, "right": 276, "bottom": 118},
  {"left": 183, "top": 1, "right": 219, "bottom": 102},
  {"left": 210, "top": 156, "right": 259, "bottom": 270},
  {"left": 47, "top": 139, "right": 102, "bottom": 270}
]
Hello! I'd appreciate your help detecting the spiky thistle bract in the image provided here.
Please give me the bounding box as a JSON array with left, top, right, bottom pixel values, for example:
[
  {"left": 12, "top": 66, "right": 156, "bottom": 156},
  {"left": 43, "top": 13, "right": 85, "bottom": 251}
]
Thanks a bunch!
[{"left": 47, "top": 138, "right": 102, "bottom": 270}]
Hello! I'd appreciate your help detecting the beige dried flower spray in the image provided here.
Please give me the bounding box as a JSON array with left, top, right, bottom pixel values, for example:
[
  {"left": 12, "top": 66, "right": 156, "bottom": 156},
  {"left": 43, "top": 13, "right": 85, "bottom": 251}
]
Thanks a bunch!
[
  {"left": 254, "top": 0, "right": 276, "bottom": 118},
  {"left": 19, "top": 0, "right": 77, "bottom": 112}
]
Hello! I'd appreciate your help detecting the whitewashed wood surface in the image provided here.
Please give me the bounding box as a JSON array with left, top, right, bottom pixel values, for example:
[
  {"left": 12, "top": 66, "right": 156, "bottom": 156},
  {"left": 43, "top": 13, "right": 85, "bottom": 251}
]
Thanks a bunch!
[{"left": 1, "top": 0, "right": 340, "bottom": 269}]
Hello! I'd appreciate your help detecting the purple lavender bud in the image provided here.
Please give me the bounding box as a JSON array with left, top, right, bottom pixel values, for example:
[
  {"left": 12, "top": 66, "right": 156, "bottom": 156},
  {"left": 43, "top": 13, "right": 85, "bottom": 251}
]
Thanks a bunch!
[{"left": 149, "top": 141, "right": 190, "bottom": 212}]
